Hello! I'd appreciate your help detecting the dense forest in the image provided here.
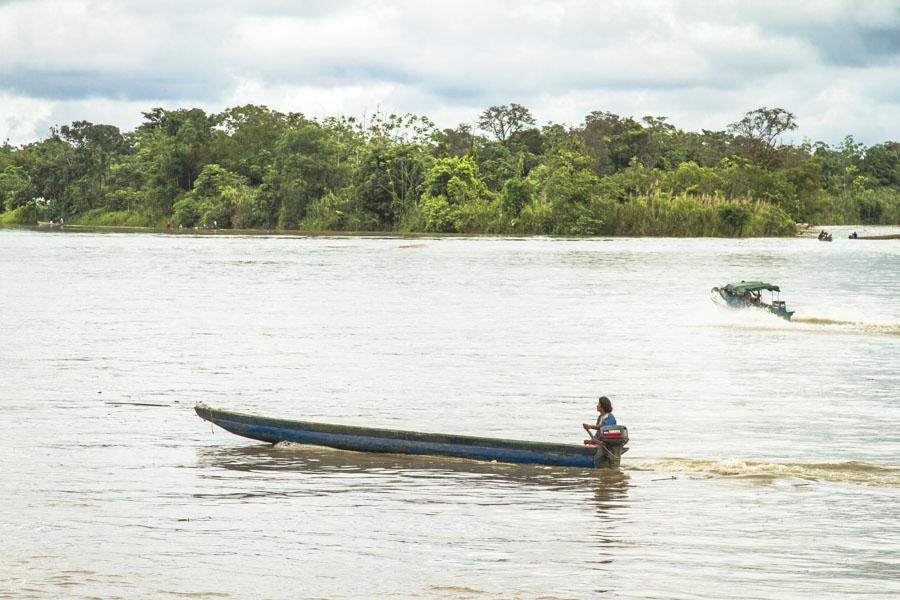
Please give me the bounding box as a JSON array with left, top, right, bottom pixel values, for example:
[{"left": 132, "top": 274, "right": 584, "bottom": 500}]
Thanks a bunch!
[{"left": 1, "top": 104, "right": 898, "bottom": 236}]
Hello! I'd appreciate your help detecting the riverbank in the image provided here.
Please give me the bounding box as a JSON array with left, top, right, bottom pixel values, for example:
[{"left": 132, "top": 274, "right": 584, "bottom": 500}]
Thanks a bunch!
[
  {"left": 1, "top": 191, "right": 803, "bottom": 237},
  {"left": 13, "top": 222, "right": 900, "bottom": 240}
]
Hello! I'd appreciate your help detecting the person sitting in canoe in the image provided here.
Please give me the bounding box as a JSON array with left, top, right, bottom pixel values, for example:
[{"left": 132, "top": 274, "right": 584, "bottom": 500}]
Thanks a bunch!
[{"left": 583, "top": 396, "right": 616, "bottom": 442}]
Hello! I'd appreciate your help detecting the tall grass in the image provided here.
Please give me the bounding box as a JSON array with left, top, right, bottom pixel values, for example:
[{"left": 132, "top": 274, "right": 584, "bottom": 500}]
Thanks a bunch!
[
  {"left": 600, "top": 193, "right": 794, "bottom": 237},
  {"left": 74, "top": 209, "right": 154, "bottom": 227},
  {"left": 514, "top": 192, "right": 795, "bottom": 237}
]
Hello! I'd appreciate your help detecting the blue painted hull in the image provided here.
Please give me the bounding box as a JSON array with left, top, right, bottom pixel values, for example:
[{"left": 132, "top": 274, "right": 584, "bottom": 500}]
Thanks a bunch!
[{"left": 195, "top": 404, "right": 605, "bottom": 468}]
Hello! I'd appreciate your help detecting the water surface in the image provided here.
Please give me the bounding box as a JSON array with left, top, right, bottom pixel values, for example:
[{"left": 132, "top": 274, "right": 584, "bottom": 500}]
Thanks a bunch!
[{"left": 1, "top": 227, "right": 898, "bottom": 598}]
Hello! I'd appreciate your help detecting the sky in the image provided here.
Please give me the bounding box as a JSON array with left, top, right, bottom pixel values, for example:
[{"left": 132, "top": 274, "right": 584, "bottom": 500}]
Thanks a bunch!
[{"left": 1, "top": 0, "right": 899, "bottom": 147}]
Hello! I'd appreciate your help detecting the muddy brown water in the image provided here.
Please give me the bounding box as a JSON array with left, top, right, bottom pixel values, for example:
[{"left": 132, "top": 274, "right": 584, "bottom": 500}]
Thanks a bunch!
[{"left": 2, "top": 227, "right": 898, "bottom": 598}]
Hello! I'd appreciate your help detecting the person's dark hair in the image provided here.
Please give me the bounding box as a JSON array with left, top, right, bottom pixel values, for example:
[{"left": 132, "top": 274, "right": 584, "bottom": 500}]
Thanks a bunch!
[{"left": 598, "top": 396, "right": 613, "bottom": 413}]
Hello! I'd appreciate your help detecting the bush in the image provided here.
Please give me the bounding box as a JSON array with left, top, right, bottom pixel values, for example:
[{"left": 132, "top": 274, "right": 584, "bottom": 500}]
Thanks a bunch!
[
  {"left": 455, "top": 197, "right": 504, "bottom": 233},
  {"left": 298, "top": 191, "right": 371, "bottom": 231},
  {"left": 0, "top": 204, "right": 37, "bottom": 225},
  {"left": 76, "top": 208, "right": 151, "bottom": 226},
  {"left": 717, "top": 203, "right": 752, "bottom": 235},
  {"left": 418, "top": 195, "right": 459, "bottom": 232},
  {"left": 660, "top": 161, "right": 724, "bottom": 196},
  {"left": 745, "top": 202, "right": 795, "bottom": 236}
]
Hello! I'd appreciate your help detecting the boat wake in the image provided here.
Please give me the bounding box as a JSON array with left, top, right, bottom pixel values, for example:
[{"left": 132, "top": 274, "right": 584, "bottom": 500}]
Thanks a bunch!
[
  {"left": 791, "top": 316, "right": 855, "bottom": 325},
  {"left": 791, "top": 317, "right": 900, "bottom": 337},
  {"left": 715, "top": 314, "right": 900, "bottom": 337},
  {"left": 628, "top": 458, "right": 900, "bottom": 487}
]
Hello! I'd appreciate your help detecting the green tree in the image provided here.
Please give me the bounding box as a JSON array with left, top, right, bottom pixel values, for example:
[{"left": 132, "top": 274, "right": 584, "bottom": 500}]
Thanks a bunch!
[
  {"left": 348, "top": 112, "right": 434, "bottom": 227},
  {"left": 265, "top": 120, "right": 345, "bottom": 228},
  {"left": 172, "top": 163, "right": 255, "bottom": 228},
  {"left": 17, "top": 136, "right": 79, "bottom": 218},
  {"left": 57, "top": 120, "right": 130, "bottom": 213},
  {"left": 354, "top": 141, "right": 428, "bottom": 227},
  {"left": 416, "top": 155, "right": 494, "bottom": 232},
  {"left": 215, "top": 104, "right": 300, "bottom": 185},
  {"left": 500, "top": 175, "right": 534, "bottom": 219},
  {"left": 129, "top": 108, "right": 220, "bottom": 219},
  {"left": 477, "top": 104, "right": 536, "bottom": 143},
  {"left": 525, "top": 138, "right": 604, "bottom": 234},
  {"left": 860, "top": 142, "right": 900, "bottom": 188},
  {"left": 718, "top": 203, "right": 752, "bottom": 235},
  {"left": 138, "top": 108, "right": 218, "bottom": 189},
  {"left": 728, "top": 107, "right": 797, "bottom": 166},
  {"left": 0, "top": 165, "right": 32, "bottom": 212},
  {"left": 434, "top": 124, "right": 477, "bottom": 158},
  {"left": 577, "top": 111, "right": 663, "bottom": 175},
  {"left": 811, "top": 136, "right": 864, "bottom": 191},
  {"left": 660, "top": 161, "right": 724, "bottom": 196}
]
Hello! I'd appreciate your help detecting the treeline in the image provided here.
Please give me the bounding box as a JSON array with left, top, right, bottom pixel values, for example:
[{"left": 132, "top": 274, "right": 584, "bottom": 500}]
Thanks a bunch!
[{"left": 1, "top": 104, "right": 899, "bottom": 236}]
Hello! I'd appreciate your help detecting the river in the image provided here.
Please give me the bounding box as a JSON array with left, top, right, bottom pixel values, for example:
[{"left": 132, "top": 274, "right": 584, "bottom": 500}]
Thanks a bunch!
[{"left": 1, "top": 226, "right": 898, "bottom": 598}]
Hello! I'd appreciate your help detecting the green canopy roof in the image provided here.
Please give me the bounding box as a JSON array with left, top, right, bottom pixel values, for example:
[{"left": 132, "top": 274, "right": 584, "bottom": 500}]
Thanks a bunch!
[{"left": 722, "top": 281, "right": 781, "bottom": 294}]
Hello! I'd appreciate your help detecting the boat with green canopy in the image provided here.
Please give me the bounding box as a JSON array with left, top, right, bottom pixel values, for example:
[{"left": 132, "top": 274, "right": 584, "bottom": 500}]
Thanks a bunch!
[{"left": 710, "top": 281, "right": 795, "bottom": 321}]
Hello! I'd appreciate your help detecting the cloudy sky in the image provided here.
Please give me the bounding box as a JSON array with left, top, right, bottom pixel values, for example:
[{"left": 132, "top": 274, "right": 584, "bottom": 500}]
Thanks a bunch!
[{"left": 1, "top": 0, "right": 899, "bottom": 146}]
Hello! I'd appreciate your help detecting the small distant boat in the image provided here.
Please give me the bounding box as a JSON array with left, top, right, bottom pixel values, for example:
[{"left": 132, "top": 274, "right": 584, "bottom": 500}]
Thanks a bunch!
[
  {"left": 711, "top": 281, "right": 795, "bottom": 321},
  {"left": 195, "top": 404, "right": 630, "bottom": 469},
  {"left": 855, "top": 233, "right": 900, "bottom": 240}
]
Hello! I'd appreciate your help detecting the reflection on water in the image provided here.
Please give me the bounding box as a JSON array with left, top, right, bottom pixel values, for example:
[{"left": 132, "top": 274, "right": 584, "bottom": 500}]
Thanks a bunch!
[
  {"left": 186, "top": 442, "right": 636, "bottom": 597},
  {"left": 197, "top": 442, "right": 631, "bottom": 499}
]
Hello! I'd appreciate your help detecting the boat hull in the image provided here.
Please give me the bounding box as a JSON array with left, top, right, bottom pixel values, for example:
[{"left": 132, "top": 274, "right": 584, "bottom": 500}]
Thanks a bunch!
[
  {"left": 712, "top": 288, "right": 794, "bottom": 321},
  {"left": 856, "top": 233, "right": 900, "bottom": 240},
  {"left": 195, "top": 404, "right": 605, "bottom": 468}
]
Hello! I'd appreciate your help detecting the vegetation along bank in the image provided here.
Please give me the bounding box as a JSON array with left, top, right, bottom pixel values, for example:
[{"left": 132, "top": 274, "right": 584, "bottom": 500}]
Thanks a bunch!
[{"left": 1, "top": 105, "right": 898, "bottom": 236}]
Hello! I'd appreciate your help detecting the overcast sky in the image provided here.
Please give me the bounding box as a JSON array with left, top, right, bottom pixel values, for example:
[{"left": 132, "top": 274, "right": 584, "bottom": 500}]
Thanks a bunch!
[{"left": 1, "top": 0, "right": 899, "bottom": 146}]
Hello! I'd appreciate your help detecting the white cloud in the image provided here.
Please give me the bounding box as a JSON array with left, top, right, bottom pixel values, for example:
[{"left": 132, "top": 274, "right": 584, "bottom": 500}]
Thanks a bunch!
[
  {"left": 0, "top": 0, "right": 898, "bottom": 145},
  {"left": 0, "top": 93, "right": 54, "bottom": 143}
]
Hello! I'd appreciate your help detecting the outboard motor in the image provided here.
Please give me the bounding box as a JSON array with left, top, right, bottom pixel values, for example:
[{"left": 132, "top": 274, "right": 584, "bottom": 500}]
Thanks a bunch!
[{"left": 585, "top": 425, "right": 629, "bottom": 468}]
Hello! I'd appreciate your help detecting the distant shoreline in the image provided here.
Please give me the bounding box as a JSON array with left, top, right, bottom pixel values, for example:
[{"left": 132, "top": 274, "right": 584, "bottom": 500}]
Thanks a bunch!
[{"left": 8, "top": 222, "right": 898, "bottom": 239}]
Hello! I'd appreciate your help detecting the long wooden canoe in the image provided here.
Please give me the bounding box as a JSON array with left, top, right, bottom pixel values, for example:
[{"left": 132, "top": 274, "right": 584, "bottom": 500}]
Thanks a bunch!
[
  {"left": 195, "top": 404, "right": 608, "bottom": 468},
  {"left": 856, "top": 233, "right": 900, "bottom": 240}
]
